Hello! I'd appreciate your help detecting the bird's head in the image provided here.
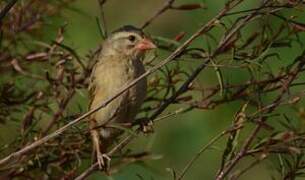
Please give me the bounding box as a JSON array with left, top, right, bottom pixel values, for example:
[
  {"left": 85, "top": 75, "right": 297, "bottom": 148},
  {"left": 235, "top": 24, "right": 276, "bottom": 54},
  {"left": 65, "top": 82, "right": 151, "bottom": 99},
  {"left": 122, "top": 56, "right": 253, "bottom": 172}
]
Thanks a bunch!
[{"left": 102, "top": 25, "right": 156, "bottom": 58}]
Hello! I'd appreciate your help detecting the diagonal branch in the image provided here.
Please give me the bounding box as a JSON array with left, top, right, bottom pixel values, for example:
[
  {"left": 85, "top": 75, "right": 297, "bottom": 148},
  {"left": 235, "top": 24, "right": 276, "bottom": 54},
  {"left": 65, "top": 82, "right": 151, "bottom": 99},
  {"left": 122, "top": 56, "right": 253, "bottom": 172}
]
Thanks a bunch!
[
  {"left": 215, "top": 51, "right": 305, "bottom": 180},
  {"left": 141, "top": 0, "right": 176, "bottom": 29},
  {"left": 0, "top": 0, "right": 242, "bottom": 167},
  {"left": 0, "top": 0, "right": 18, "bottom": 24}
]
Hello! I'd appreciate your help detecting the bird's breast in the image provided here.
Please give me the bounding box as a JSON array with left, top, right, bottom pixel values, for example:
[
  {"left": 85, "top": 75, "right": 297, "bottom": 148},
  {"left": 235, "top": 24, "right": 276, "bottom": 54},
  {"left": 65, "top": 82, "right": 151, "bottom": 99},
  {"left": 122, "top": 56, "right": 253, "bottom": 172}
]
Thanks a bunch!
[{"left": 92, "top": 56, "right": 147, "bottom": 124}]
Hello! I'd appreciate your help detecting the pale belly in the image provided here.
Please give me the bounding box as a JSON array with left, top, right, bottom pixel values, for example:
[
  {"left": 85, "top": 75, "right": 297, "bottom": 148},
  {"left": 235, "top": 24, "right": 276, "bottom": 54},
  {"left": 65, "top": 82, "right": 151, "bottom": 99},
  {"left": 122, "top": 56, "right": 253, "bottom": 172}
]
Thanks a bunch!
[{"left": 90, "top": 57, "right": 147, "bottom": 139}]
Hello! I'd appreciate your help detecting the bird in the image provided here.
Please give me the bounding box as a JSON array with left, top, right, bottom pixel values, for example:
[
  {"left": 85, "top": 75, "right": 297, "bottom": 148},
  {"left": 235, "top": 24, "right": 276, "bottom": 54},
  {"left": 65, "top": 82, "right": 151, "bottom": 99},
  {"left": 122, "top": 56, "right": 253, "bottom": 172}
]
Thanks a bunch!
[{"left": 88, "top": 25, "right": 156, "bottom": 169}]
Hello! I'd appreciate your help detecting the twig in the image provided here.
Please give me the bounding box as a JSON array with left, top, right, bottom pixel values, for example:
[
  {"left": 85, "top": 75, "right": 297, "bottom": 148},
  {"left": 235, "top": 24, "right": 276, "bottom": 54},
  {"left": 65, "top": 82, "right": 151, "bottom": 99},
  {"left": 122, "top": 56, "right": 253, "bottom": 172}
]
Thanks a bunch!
[
  {"left": 2, "top": 0, "right": 304, "bottom": 178},
  {"left": 0, "top": 1, "right": 236, "bottom": 166},
  {"left": 42, "top": 90, "right": 75, "bottom": 135},
  {"left": 215, "top": 51, "right": 305, "bottom": 180},
  {"left": 97, "top": 0, "right": 107, "bottom": 38},
  {"left": 145, "top": 0, "right": 250, "bottom": 124},
  {"left": 73, "top": 2, "right": 245, "bottom": 176},
  {"left": 229, "top": 155, "right": 267, "bottom": 180},
  {"left": 141, "top": 0, "right": 176, "bottom": 29},
  {"left": 75, "top": 135, "right": 134, "bottom": 180},
  {"left": 176, "top": 127, "right": 240, "bottom": 180},
  {"left": 53, "top": 41, "right": 87, "bottom": 72},
  {"left": 0, "top": 0, "right": 18, "bottom": 24}
]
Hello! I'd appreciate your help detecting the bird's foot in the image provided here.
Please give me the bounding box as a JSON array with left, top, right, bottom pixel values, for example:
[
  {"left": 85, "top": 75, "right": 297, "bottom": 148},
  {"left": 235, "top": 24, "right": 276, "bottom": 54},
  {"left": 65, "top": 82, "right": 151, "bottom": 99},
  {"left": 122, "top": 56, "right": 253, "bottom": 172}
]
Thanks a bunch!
[
  {"left": 140, "top": 120, "right": 154, "bottom": 133},
  {"left": 96, "top": 151, "right": 111, "bottom": 171}
]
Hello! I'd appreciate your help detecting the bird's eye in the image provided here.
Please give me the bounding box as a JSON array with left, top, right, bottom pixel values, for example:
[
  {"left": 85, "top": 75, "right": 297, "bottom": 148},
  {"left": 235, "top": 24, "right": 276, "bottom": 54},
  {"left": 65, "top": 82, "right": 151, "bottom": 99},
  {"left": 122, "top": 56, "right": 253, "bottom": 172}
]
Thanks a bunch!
[{"left": 128, "top": 35, "right": 136, "bottom": 42}]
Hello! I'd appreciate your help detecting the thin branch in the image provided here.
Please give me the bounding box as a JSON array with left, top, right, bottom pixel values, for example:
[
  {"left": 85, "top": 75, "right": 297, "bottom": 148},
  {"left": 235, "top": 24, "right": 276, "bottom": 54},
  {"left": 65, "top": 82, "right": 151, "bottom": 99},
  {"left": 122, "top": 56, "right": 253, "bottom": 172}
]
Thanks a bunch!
[
  {"left": 0, "top": 1, "right": 238, "bottom": 166},
  {"left": 176, "top": 127, "right": 241, "bottom": 180},
  {"left": 2, "top": 0, "right": 305, "bottom": 178},
  {"left": 75, "top": 135, "right": 134, "bottom": 180},
  {"left": 141, "top": 0, "right": 176, "bottom": 29},
  {"left": 0, "top": 0, "right": 18, "bottom": 24},
  {"left": 97, "top": 0, "right": 108, "bottom": 38},
  {"left": 215, "top": 51, "right": 305, "bottom": 180},
  {"left": 144, "top": 0, "right": 250, "bottom": 124}
]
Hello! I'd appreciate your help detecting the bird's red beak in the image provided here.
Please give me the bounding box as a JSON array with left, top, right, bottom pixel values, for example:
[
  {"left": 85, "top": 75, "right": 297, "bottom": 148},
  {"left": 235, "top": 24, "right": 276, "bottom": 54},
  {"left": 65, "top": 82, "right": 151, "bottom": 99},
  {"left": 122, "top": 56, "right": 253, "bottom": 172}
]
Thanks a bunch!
[{"left": 135, "top": 38, "right": 157, "bottom": 51}]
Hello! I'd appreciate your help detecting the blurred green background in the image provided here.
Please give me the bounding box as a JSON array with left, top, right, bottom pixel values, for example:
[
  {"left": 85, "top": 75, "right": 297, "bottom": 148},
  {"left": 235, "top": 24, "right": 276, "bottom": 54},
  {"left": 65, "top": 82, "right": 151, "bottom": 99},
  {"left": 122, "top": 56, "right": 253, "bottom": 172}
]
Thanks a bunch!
[
  {"left": 1, "top": 0, "right": 305, "bottom": 179},
  {"left": 33, "top": 0, "right": 305, "bottom": 179},
  {"left": 60, "top": 1, "right": 251, "bottom": 179}
]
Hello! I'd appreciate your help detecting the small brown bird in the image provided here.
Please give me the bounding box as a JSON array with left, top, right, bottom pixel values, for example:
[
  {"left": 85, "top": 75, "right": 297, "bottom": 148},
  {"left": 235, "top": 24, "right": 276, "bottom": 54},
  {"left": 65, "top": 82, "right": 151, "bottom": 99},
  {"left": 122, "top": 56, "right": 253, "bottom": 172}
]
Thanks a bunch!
[{"left": 88, "top": 25, "right": 156, "bottom": 168}]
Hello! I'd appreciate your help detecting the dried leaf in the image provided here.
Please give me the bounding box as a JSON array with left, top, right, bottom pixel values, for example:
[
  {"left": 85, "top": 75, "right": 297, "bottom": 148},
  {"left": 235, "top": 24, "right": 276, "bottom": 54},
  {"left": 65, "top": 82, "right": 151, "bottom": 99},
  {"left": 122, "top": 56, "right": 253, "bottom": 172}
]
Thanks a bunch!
[
  {"left": 172, "top": 3, "right": 205, "bottom": 10},
  {"left": 26, "top": 52, "right": 48, "bottom": 61},
  {"left": 11, "top": 59, "right": 26, "bottom": 74},
  {"left": 291, "top": 22, "right": 305, "bottom": 32},
  {"left": 174, "top": 31, "right": 186, "bottom": 42},
  {"left": 21, "top": 107, "right": 36, "bottom": 135}
]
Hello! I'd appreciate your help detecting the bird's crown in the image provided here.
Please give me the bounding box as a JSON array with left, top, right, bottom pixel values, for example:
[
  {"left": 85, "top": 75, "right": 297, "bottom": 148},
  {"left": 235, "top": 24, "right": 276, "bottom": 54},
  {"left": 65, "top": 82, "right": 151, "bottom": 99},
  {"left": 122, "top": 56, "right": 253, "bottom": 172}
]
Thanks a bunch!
[{"left": 112, "top": 25, "right": 144, "bottom": 37}]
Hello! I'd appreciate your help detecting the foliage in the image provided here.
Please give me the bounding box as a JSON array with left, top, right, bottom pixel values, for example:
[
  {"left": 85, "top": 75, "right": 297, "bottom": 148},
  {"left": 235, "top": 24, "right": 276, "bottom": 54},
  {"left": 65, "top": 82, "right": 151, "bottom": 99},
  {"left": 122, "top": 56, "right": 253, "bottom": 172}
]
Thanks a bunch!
[{"left": 0, "top": 0, "right": 305, "bottom": 179}]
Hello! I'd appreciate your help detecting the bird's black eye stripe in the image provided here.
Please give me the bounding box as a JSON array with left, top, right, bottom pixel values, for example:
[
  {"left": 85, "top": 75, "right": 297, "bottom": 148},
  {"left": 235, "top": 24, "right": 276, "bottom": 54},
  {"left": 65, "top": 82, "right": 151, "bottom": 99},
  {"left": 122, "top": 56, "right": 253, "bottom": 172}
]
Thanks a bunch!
[{"left": 128, "top": 35, "right": 136, "bottom": 42}]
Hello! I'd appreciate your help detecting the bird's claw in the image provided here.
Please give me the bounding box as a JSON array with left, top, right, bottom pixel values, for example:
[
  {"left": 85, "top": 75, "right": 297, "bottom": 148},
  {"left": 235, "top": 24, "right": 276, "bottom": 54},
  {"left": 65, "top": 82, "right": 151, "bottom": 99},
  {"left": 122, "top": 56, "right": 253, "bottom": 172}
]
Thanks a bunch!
[
  {"left": 140, "top": 120, "right": 154, "bottom": 133},
  {"left": 96, "top": 151, "right": 111, "bottom": 171}
]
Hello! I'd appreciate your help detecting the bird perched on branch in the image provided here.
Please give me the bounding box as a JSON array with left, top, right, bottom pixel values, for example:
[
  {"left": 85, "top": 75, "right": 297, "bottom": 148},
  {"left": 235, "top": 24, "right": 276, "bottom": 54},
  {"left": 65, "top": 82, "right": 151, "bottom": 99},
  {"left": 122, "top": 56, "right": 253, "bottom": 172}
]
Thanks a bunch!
[{"left": 88, "top": 25, "right": 156, "bottom": 169}]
